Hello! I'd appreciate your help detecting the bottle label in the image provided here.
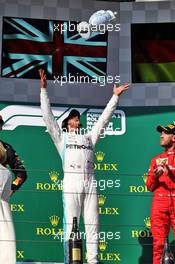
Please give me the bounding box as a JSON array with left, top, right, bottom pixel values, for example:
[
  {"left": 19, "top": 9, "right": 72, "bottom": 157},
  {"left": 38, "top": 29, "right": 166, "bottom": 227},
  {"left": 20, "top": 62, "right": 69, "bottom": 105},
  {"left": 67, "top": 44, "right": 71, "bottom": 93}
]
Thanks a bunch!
[{"left": 72, "top": 248, "right": 81, "bottom": 261}]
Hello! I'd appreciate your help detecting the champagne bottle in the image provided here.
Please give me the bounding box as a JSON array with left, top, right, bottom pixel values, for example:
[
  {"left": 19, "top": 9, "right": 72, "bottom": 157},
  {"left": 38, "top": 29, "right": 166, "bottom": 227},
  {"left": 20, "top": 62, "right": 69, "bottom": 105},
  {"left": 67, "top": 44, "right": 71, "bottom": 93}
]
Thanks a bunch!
[
  {"left": 69, "top": 217, "right": 83, "bottom": 264},
  {"left": 160, "top": 237, "right": 175, "bottom": 264}
]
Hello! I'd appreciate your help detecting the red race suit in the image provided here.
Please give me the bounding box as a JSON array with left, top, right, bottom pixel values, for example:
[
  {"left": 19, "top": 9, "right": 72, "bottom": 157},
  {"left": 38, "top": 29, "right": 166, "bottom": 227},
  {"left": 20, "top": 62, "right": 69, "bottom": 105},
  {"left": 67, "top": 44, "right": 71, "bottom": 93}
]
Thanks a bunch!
[{"left": 146, "top": 150, "right": 175, "bottom": 264}]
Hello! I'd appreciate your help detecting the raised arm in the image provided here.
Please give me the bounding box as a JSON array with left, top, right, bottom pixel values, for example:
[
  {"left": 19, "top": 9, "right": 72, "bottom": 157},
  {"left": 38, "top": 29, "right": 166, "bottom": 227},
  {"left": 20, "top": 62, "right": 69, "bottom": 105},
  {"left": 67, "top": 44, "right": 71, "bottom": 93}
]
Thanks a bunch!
[
  {"left": 39, "top": 69, "right": 63, "bottom": 153},
  {"left": 90, "top": 83, "right": 129, "bottom": 146}
]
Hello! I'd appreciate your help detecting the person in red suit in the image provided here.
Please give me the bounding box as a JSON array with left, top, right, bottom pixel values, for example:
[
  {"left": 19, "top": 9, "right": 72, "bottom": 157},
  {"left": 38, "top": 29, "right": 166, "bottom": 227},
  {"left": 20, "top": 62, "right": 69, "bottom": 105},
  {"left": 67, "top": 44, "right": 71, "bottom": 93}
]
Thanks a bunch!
[{"left": 146, "top": 122, "right": 175, "bottom": 264}]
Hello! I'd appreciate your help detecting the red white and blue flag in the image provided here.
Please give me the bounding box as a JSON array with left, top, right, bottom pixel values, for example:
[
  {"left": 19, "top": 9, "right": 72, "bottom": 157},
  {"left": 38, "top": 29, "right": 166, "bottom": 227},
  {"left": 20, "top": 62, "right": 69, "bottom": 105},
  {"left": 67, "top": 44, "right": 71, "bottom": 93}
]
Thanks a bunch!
[{"left": 1, "top": 17, "right": 108, "bottom": 80}]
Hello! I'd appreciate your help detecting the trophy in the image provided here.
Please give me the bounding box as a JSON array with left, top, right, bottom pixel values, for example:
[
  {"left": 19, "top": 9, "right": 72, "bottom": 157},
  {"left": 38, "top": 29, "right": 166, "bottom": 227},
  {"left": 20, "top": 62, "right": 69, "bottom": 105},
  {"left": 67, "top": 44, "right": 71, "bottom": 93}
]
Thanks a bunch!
[
  {"left": 160, "top": 237, "right": 175, "bottom": 264},
  {"left": 77, "top": 10, "right": 117, "bottom": 39}
]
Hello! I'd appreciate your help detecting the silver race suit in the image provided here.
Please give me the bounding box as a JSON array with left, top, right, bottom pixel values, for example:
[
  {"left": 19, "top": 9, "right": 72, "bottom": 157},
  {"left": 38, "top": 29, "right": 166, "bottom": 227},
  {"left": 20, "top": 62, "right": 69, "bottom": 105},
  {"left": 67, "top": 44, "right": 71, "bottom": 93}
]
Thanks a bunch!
[{"left": 40, "top": 88, "right": 119, "bottom": 264}]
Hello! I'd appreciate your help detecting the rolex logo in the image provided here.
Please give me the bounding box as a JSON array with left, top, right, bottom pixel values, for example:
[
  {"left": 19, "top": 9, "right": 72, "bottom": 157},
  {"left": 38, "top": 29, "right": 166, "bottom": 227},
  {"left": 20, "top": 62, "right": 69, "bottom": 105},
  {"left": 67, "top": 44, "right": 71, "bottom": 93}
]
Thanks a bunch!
[
  {"left": 99, "top": 241, "right": 107, "bottom": 251},
  {"left": 49, "top": 171, "right": 59, "bottom": 182},
  {"left": 142, "top": 173, "right": 148, "bottom": 184},
  {"left": 144, "top": 217, "right": 151, "bottom": 229},
  {"left": 49, "top": 215, "right": 59, "bottom": 227},
  {"left": 98, "top": 195, "right": 106, "bottom": 206},
  {"left": 95, "top": 151, "right": 105, "bottom": 162}
]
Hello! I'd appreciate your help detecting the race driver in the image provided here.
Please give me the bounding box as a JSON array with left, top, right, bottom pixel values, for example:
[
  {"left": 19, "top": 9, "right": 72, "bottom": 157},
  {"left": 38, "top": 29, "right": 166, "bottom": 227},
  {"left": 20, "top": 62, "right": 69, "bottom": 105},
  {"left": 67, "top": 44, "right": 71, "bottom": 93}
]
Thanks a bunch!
[
  {"left": 0, "top": 116, "right": 27, "bottom": 192},
  {"left": 39, "top": 69, "right": 129, "bottom": 264},
  {"left": 146, "top": 122, "right": 175, "bottom": 264}
]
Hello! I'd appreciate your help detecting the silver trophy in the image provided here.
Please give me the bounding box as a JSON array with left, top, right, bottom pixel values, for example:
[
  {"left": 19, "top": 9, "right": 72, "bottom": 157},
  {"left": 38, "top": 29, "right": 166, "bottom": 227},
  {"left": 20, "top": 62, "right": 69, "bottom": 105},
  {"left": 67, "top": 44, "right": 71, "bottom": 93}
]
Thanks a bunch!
[{"left": 77, "top": 10, "right": 117, "bottom": 39}]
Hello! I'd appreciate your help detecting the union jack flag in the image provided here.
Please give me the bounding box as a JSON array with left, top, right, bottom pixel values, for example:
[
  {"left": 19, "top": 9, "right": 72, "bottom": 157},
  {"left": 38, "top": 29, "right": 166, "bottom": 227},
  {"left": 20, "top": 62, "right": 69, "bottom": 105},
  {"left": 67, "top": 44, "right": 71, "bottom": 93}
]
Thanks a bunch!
[{"left": 1, "top": 17, "right": 108, "bottom": 81}]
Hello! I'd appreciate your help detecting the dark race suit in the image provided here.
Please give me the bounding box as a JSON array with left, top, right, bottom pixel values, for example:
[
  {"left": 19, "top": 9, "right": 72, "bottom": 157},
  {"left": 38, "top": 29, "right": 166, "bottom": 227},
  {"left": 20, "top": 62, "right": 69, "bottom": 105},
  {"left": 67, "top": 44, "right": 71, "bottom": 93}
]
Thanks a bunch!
[{"left": 0, "top": 140, "right": 27, "bottom": 190}]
